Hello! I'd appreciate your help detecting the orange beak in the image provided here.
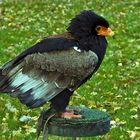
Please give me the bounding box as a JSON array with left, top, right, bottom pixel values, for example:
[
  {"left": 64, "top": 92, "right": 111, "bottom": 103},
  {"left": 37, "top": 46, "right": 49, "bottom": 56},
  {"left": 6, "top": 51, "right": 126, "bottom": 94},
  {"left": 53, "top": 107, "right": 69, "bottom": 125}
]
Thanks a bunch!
[{"left": 97, "top": 27, "right": 114, "bottom": 36}]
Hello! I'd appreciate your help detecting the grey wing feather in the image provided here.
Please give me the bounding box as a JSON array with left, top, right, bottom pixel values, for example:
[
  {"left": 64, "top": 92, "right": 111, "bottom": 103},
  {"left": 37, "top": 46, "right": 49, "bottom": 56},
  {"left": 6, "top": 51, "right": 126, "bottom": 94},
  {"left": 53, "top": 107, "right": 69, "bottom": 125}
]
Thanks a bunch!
[
  {"left": 0, "top": 48, "right": 98, "bottom": 108},
  {"left": 25, "top": 49, "right": 98, "bottom": 79}
]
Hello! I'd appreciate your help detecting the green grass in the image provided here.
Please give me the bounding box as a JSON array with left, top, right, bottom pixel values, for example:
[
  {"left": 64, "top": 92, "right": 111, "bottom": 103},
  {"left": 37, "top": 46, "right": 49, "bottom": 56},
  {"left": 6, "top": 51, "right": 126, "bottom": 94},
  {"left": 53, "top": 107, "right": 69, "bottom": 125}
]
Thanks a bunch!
[{"left": 0, "top": 0, "right": 140, "bottom": 140}]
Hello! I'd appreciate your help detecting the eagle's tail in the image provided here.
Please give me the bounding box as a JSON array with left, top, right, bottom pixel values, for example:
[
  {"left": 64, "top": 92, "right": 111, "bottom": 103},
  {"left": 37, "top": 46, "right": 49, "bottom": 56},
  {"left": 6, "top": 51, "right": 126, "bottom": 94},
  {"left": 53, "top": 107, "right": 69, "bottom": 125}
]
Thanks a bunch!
[
  {"left": 0, "top": 67, "right": 12, "bottom": 94},
  {"left": 0, "top": 68, "right": 6, "bottom": 92}
]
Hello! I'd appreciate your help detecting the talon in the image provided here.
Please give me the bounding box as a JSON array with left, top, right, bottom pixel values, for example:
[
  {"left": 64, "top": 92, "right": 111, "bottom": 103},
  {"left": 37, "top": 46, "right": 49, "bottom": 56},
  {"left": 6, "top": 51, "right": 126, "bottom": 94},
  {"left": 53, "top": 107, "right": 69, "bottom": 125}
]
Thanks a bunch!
[{"left": 73, "top": 109, "right": 81, "bottom": 114}]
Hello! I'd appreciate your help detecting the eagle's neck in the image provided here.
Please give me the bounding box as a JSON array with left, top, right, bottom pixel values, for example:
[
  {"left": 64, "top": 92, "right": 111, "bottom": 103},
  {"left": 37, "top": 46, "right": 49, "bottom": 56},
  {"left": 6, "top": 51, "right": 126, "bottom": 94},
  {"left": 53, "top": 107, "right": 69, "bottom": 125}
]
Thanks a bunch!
[{"left": 78, "top": 35, "right": 108, "bottom": 70}]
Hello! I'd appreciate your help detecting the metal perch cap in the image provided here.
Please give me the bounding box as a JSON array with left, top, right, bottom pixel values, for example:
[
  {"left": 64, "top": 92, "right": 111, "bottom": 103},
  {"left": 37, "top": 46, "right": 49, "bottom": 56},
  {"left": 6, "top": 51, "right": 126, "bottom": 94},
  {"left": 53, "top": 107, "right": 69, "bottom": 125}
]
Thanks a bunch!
[{"left": 47, "top": 106, "right": 110, "bottom": 138}]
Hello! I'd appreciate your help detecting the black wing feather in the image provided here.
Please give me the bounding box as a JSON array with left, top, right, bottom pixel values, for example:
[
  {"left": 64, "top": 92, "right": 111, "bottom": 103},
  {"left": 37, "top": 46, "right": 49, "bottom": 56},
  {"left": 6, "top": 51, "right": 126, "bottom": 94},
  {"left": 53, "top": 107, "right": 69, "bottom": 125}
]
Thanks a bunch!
[
  {"left": 13, "top": 38, "right": 78, "bottom": 65},
  {"left": 0, "top": 37, "right": 98, "bottom": 109}
]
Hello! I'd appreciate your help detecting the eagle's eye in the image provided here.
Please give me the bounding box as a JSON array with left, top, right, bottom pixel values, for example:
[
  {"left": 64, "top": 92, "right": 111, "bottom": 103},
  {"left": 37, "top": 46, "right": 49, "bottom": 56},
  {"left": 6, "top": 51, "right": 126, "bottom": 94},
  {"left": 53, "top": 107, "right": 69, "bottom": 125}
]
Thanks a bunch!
[{"left": 95, "top": 25, "right": 102, "bottom": 32}]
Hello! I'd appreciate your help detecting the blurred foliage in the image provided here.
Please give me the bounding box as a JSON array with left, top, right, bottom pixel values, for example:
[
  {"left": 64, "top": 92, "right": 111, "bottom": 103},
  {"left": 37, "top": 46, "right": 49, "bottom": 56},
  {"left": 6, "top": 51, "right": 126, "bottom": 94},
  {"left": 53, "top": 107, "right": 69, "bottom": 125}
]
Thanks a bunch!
[{"left": 0, "top": 0, "right": 140, "bottom": 140}]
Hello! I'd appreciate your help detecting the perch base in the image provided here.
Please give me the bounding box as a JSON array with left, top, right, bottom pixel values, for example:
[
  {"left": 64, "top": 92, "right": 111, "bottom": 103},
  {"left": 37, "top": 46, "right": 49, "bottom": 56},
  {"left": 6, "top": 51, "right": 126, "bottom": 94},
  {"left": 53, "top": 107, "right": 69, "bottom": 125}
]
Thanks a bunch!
[{"left": 47, "top": 106, "right": 110, "bottom": 137}]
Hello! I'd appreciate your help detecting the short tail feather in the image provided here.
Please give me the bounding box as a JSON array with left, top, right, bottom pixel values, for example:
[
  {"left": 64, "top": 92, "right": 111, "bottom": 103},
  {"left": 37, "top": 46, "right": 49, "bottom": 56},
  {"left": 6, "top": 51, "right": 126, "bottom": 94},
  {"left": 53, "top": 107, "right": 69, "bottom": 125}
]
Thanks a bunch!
[{"left": 0, "top": 68, "right": 7, "bottom": 92}]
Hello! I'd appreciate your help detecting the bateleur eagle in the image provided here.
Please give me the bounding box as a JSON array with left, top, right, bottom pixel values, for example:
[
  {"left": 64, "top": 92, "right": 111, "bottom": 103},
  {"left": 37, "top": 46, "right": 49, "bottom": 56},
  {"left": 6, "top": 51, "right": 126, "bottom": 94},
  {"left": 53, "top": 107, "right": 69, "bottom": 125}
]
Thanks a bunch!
[{"left": 0, "top": 10, "right": 113, "bottom": 119}]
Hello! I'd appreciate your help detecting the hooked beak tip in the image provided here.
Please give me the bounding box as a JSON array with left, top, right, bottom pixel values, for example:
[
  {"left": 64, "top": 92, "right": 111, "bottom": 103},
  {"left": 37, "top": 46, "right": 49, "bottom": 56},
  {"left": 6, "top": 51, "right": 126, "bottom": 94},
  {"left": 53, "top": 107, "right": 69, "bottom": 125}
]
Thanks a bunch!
[{"left": 107, "top": 28, "right": 114, "bottom": 36}]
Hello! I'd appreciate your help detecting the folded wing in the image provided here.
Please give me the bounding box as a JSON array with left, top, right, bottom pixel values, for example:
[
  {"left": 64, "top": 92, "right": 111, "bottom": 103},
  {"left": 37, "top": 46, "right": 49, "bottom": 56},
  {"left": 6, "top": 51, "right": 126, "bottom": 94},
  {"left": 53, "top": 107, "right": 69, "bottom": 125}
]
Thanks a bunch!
[{"left": 0, "top": 47, "right": 98, "bottom": 108}]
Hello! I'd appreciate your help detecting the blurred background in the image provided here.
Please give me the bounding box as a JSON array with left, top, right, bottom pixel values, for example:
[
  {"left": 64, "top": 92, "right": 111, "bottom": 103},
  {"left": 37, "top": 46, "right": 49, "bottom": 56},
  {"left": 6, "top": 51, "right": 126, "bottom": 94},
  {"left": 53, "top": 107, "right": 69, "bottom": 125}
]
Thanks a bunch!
[{"left": 0, "top": 0, "right": 139, "bottom": 139}]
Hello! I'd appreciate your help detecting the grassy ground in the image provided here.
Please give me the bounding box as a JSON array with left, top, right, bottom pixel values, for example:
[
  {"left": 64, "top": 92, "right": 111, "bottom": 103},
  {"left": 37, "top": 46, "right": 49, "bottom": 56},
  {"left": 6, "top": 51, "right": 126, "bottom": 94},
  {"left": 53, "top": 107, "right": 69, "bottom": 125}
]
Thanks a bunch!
[{"left": 0, "top": 0, "right": 140, "bottom": 140}]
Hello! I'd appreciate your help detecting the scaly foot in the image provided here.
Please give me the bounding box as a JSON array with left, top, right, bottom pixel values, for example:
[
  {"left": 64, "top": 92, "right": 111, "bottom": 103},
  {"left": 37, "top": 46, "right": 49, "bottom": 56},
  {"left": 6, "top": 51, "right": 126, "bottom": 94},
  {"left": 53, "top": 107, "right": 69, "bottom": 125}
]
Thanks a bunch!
[{"left": 61, "top": 109, "right": 82, "bottom": 119}]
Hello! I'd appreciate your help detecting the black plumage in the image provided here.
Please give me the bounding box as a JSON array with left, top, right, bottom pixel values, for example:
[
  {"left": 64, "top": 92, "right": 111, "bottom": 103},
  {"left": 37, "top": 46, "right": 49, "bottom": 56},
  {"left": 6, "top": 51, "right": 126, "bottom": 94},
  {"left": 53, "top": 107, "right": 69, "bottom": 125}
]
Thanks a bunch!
[{"left": 0, "top": 10, "right": 113, "bottom": 116}]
